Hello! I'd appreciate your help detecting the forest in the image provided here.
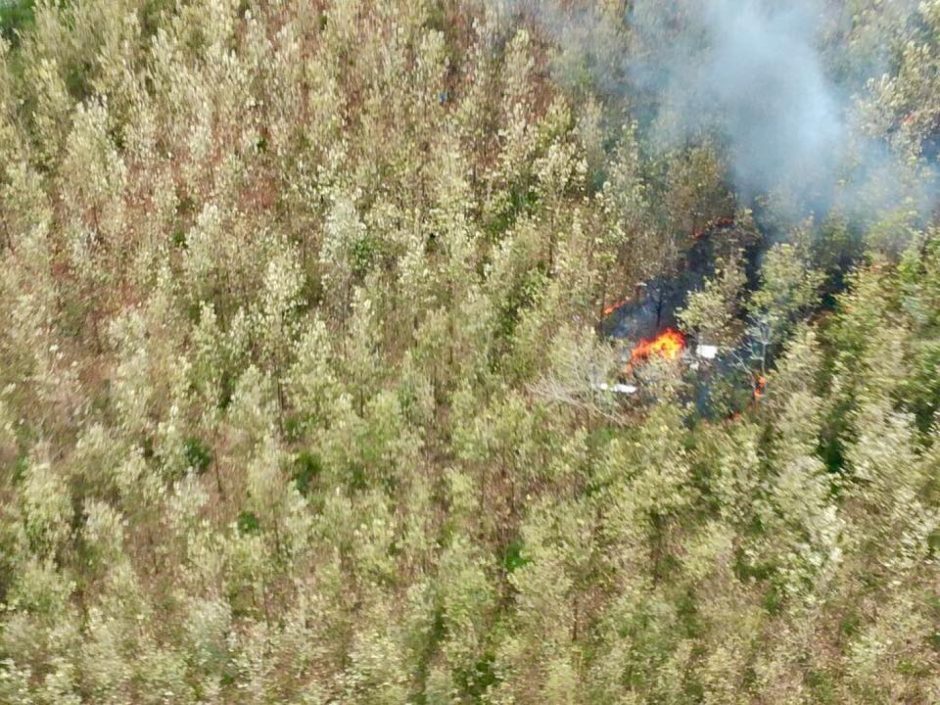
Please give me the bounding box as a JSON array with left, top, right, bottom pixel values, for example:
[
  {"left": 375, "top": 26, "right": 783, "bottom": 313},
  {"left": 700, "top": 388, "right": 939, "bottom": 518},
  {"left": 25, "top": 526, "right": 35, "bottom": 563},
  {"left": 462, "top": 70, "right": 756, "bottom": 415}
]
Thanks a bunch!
[{"left": 0, "top": 1, "right": 937, "bottom": 703}]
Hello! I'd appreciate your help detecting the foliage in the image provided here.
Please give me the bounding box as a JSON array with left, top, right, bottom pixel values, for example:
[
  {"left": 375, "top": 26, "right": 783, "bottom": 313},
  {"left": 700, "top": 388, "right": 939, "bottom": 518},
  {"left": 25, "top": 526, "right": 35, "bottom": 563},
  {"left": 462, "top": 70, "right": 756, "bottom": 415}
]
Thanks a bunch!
[{"left": 0, "top": 1, "right": 936, "bottom": 703}]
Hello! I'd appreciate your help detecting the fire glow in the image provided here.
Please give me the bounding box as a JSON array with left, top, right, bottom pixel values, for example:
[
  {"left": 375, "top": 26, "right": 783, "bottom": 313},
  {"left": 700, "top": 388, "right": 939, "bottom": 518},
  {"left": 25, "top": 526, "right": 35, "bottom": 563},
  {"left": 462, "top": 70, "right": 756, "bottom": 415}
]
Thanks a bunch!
[
  {"left": 629, "top": 328, "right": 686, "bottom": 366},
  {"left": 753, "top": 374, "right": 767, "bottom": 400},
  {"left": 603, "top": 297, "right": 631, "bottom": 316}
]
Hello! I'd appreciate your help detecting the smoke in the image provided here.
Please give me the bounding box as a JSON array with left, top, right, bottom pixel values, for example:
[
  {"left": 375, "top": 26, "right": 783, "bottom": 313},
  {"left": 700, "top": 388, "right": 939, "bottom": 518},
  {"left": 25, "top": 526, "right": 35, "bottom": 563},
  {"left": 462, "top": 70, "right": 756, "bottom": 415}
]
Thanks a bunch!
[
  {"left": 513, "top": 0, "right": 937, "bottom": 222},
  {"left": 640, "top": 0, "right": 842, "bottom": 203}
]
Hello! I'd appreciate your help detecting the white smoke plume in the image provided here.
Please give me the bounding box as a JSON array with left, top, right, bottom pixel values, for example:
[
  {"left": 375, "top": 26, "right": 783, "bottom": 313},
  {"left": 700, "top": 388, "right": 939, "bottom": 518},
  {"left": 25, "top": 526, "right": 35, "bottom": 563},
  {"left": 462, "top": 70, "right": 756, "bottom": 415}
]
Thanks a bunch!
[
  {"left": 642, "top": 0, "right": 842, "bottom": 200},
  {"left": 506, "top": 0, "right": 937, "bottom": 221}
]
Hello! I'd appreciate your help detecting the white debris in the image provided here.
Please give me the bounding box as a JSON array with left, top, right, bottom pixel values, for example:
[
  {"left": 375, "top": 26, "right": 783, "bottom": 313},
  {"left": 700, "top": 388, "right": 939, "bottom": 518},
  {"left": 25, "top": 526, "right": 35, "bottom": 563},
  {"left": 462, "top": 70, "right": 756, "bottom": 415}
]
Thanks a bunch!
[
  {"left": 696, "top": 344, "right": 719, "bottom": 360},
  {"left": 591, "top": 382, "right": 638, "bottom": 395},
  {"left": 611, "top": 383, "right": 638, "bottom": 394}
]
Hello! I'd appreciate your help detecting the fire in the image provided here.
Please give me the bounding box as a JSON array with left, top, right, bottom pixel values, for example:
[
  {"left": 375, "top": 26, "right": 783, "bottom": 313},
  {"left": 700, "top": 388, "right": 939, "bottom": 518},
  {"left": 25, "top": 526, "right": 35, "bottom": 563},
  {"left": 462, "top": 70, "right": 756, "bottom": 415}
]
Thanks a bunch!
[
  {"left": 629, "top": 328, "right": 686, "bottom": 366},
  {"left": 753, "top": 374, "right": 767, "bottom": 400},
  {"left": 603, "top": 297, "right": 630, "bottom": 316}
]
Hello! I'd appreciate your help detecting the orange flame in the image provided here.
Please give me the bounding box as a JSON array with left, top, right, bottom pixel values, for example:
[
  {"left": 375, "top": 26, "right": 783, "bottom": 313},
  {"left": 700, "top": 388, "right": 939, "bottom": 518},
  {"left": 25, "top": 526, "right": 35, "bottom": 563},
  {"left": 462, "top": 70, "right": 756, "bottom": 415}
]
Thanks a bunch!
[
  {"left": 603, "top": 297, "right": 631, "bottom": 316},
  {"left": 753, "top": 374, "right": 767, "bottom": 400},
  {"left": 629, "top": 328, "right": 686, "bottom": 366}
]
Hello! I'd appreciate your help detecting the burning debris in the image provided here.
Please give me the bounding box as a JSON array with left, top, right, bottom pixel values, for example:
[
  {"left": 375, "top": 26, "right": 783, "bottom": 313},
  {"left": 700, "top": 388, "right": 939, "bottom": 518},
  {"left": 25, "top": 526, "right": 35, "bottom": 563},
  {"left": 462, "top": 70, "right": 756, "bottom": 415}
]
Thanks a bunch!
[
  {"left": 594, "top": 218, "right": 765, "bottom": 407},
  {"left": 596, "top": 282, "right": 702, "bottom": 397},
  {"left": 628, "top": 328, "right": 686, "bottom": 366},
  {"left": 587, "top": 329, "right": 691, "bottom": 399},
  {"left": 602, "top": 282, "right": 649, "bottom": 319},
  {"left": 753, "top": 374, "right": 767, "bottom": 401},
  {"left": 602, "top": 279, "right": 680, "bottom": 341},
  {"left": 603, "top": 297, "right": 630, "bottom": 317},
  {"left": 596, "top": 287, "right": 762, "bottom": 410}
]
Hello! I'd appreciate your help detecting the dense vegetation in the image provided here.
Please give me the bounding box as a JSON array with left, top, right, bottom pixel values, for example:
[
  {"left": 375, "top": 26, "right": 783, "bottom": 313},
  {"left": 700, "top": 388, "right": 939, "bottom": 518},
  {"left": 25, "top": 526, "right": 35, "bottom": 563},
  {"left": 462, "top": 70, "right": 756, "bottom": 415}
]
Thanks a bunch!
[{"left": 0, "top": 1, "right": 937, "bottom": 703}]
